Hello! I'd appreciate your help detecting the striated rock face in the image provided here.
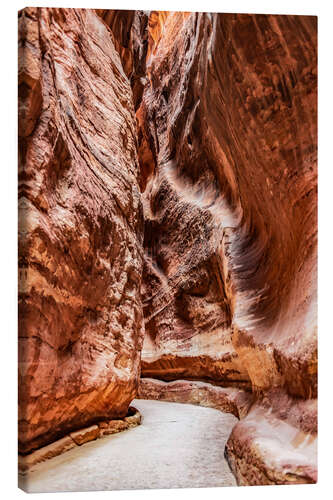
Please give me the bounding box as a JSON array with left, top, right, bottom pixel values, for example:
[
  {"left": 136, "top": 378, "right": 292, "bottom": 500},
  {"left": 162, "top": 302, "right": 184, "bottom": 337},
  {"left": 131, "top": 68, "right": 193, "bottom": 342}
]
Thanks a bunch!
[
  {"left": 135, "top": 14, "right": 247, "bottom": 385},
  {"left": 18, "top": 7, "right": 144, "bottom": 453},
  {"left": 96, "top": 9, "right": 149, "bottom": 112},
  {"left": 130, "top": 11, "right": 317, "bottom": 485},
  {"left": 18, "top": 6, "right": 317, "bottom": 487},
  {"left": 137, "top": 11, "right": 317, "bottom": 398},
  {"left": 139, "top": 378, "right": 253, "bottom": 419}
]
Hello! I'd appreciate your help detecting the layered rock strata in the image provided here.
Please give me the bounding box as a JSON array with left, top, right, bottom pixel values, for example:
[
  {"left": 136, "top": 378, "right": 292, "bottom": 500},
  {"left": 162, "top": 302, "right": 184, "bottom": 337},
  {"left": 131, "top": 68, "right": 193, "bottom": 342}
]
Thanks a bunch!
[
  {"left": 130, "top": 11, "right": 317, "bottom": 485},
  {"left": 18, "top": 7, "right": 317, "bottom": 488},
  {"left": 136, "top": 11, "right": 317, "bottom": 399},
  {"left": 18, "top": 7, "right": 144, "bottom": 454},
  {"left": 138, "top": 378, "right": 253, "bottom": 419},
  {"left": 225, "top": 390, "right": 317, "bottom": 485}
]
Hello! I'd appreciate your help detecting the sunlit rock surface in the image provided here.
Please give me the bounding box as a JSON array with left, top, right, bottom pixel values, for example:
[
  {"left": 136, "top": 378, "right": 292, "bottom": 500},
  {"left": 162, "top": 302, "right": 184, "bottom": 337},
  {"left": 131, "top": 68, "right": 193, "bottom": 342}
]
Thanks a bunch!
[
  {"left": 225, "top": 389, "right": 317, "bottom": 485},
  {"left": 18, "top": 7, "right": 144, "bottom": 454}
]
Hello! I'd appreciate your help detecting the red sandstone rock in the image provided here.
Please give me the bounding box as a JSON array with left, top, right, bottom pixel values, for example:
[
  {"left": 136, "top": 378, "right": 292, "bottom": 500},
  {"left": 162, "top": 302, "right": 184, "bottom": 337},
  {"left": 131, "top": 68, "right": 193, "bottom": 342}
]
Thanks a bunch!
[
  {"left": 18, "top": 7, "right": 144, "bottom": 454},
  {"left": 225, "top": 390, "right": 317, "bottom": 485},
  {"left": 137, "top": 11, "right": 317, "bottom": 399},
  {"left": 96, "top": 9, "right": 149, "bottom": 110},
  {"left": 98, "top": 407, "right": 141, "bottom": 436},
  {"left": 18, "top": 7, "right": 317, "bottom": 488},
  {"left": 18, "top": 435, "right": 77, "bottom": 473},
  {"left": 70, "top": 425, "right": 100, "bottom": 446},
  {"left": 133, "top": 11, "right": 317, "bottom": 485},
  {"left": 138, "top": 378, "right": 253, "bottom": 419},
  {"left": 98, "top": 420, "right": 128, "bottom": 437},
  {"left": 19, "top": 407, "right": 142, "bottom": 474}
]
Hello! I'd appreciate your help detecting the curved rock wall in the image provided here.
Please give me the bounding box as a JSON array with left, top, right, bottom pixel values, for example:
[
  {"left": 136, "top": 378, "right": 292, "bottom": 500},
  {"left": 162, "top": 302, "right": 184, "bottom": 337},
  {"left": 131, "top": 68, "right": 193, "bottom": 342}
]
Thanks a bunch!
[
  {"left": 130, "top": 10, "right": 317, "bottom": 486},
  {"left": 97, "top": 9, "right": 149, "bottom": 112},
  {"left": 225, "top": 389, "right": 317, "bottom": 485},
  {"left": 18, "top": 7, "right": 317, "bottom": 487},
  {"left": 18, "top": 7, "right": 144, "bottom": 453},
  {"left": 135, "top": 12, "right": 317, "bottom": 399}
]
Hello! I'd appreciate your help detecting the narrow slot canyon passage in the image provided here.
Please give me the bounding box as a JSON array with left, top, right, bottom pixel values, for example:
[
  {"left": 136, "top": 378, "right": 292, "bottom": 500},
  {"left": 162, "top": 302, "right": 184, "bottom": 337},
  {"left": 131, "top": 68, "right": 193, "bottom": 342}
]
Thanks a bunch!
[
  {"left": 18, "top": 8, "right": 317, "bottom": 491},
  {"left": 19, "top": 400, "right": 237, "bottom": 492}
]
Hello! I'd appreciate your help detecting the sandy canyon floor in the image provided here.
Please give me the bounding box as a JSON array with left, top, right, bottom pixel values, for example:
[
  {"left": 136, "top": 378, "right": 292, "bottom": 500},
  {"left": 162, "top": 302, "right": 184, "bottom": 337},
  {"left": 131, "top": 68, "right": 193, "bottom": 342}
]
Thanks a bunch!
[{"left": 19, "top": 399, "right": 238, "bottom": 492}]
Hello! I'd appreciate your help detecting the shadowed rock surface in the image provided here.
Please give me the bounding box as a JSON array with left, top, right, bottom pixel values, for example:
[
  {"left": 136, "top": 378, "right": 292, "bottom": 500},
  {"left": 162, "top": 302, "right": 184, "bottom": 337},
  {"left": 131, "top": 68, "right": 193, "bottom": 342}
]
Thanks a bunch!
[
  {"left": 18, "top": 7, "right": 144, "bottom": 454},
  {"left": 135, "top": 11, "right": 317, "bottom": 399}
]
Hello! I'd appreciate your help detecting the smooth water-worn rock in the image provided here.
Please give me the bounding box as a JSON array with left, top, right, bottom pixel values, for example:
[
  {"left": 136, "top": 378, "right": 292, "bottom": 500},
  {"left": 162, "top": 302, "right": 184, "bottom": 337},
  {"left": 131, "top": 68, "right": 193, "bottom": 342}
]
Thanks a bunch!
[
  {"left": 18, "top": 7, "right": 317, "bottom": 488},
  {"left": 225, "top": 389, "right": 317, "bottom": 485},
  {"left": 138, "top": 377, "right": 253, "bottom": 419},
  {"left": 18, "top": 7, "right": 144, "bottom": 454},
  {"left": 137, "top": 11, "right": 317, "bottom": 399},
  {"left": 131, "top": 11, "right": 317, "bottom": 485}
]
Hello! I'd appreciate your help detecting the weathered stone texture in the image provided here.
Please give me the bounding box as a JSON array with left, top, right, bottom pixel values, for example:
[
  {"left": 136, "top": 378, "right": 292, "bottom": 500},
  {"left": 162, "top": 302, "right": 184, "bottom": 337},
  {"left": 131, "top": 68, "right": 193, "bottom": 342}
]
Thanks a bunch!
[
  {"left": 132, "top": 11, "right": 317, "bottom": 485},
  {"left": 18, "top": 7, "right": 317, "bottom": 487},
  {"left": 139, "top": 378, "right": 253, "bottom": 419},
  {"left": 225, "top": 390, "right": 317, "bottom": 485},
  {"left": 19, "top": 407, "right": 142, "bottom": 474},
  {"left": 137, "top": 11, "right": 317, "bottom": 400},
  {"left": 18, "top": 7, "right": 144, "bottom": 454}
]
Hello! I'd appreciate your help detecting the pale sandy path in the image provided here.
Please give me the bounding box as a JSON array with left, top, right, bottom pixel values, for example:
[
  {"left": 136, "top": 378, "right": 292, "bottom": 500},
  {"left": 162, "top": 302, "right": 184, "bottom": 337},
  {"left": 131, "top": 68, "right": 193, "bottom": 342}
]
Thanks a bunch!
[{"left": 19, "top": 399, "right": 237, "bottom": 492}]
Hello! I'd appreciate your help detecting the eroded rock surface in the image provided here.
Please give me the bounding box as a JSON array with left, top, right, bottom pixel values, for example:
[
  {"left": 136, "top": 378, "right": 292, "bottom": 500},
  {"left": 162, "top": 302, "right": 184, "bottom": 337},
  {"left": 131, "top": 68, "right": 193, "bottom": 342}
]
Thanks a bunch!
[
  {"left": 18, "top": 7, "right": 317, "bottom": 488},
  {"left": 96, "top": 9, "right": 149, "bottom": 111},
  {"left": 225, "top": 390, "right": 317, "bottom": 485},
  {"left": 139, "top": 377, "right": 253, "bottom": 419},
  {"left": 136, "top": 11, "right": 317, "bottom": 399},
  {"left": 131, "top": 11, "right": 317, "bottom": 485},
  {"left": 18, "top": 7, "right": 144, "bottom": 453},
  {"left": 19, "top": 407, "right": 142, "bottom": 475}
]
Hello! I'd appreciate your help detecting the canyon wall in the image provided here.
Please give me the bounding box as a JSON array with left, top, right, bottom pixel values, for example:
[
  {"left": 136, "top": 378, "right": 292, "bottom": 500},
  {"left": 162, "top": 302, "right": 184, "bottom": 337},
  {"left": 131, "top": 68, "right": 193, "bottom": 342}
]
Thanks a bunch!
[
  {"left": 18, "top": 7, "right": 317, "bottom": 487},
  {"left": 134, "top": 11, "right": 317, "bottom": 399},
  {"left": 127, "top": 11, "right": 317, "bottom": 485},
  {"left": 18, "top": 7, "right": 144, "bottom": 453}
]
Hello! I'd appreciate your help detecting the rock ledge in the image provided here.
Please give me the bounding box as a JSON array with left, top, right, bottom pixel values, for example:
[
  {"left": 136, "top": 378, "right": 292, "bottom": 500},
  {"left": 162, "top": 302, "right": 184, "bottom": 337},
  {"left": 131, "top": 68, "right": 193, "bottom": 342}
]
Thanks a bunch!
[{"left": 18, "top": 406, "right": 141, "bottom": 474}]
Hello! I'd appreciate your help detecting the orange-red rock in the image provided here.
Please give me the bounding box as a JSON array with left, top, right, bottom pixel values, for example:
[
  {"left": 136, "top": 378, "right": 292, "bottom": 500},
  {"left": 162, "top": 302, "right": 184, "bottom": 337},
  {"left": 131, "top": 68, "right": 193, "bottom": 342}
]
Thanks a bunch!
[
  {"left": 96, "top": 9, "right": 149, "bottom": 111},
  {"left": 133, "top": 11, "right": 317, "bottom": 485},
  {"left": 139, "top": 378, "right": 253, "bottom": 419},
  {"left": 137, "top": 11, "right": 317, "bottom": 399},
  {"left": 98, "top": 407, "right": 141, "bottom": 436},
  {"left": 18, "top": 7, "right": 317, "bottom": 487},
  {"left": 18, "top": 435, "right": 77, "bottom": 473},
  {"left": 70, "top": 425, "right": 100, "bottom": 446},
  {"left": 225, "top": 390, "right": 317, "bottom": 485},
  {"left": 18, "top": 7, "right": 144, "bottom": 454}
]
